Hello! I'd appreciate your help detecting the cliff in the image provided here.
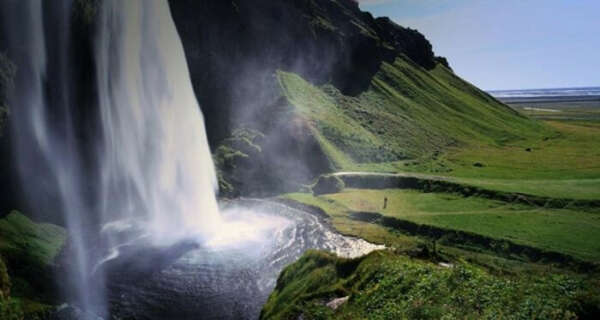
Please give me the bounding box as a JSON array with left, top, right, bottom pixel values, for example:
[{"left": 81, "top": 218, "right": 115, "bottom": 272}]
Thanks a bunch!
[
  {"left": 0, "top": 0, "right": 547, "bottom": 204},
  {"left": 169, "top": 0, "right": 546, "bottom": 196}
]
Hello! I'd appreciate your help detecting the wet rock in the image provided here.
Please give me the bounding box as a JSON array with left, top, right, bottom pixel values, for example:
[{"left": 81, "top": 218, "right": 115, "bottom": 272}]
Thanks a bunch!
[
  {"left": 312, "top": 175, "right": 345, "bottom": 195},
  {"left": 50, "top": 304, "right": 103, "bottom": 320},
  {"left": 326, "top": 296, "right": 349, "bottom": 310}
]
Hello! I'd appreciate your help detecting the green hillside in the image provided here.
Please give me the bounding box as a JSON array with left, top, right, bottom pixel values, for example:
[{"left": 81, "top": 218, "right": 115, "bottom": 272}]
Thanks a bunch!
[
  {"left": 278, "top": 58, "right": 551, "bottom": 170},
  {"left": 261, "top": 250, "right": 598, "bottom": 320}
]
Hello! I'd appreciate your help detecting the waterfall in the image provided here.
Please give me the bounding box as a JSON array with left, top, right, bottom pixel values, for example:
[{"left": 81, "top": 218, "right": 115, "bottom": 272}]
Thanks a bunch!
[
  {"left": 1, "top": 0, "right": 221, "bottom": 315},
  {"left": 95, "top": 0, "right": 221, "bottom": 242}
]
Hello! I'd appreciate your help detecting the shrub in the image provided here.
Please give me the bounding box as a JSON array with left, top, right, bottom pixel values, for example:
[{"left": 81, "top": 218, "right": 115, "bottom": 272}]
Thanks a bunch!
[
  {"left": 0, "top": 257, "right": 10, "bottom": 299},
  {"left": 0, "top": 257, "right": 24, "bottom": 320}
]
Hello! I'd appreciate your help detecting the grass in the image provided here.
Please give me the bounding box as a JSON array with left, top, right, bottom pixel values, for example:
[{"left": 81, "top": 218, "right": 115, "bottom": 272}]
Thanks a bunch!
[
  {"left": 400, "top": 120, "right": 600, "bottom": 200},
  {"left": 278, "top": 59, "right": 549, "bottom": 168},
  {"left": 280, "top": 193, "right": 420, "bottom": 250},
  {"left": 284, "top": 189, "right": 600, "bottom": 262},
  {"left": 337, "top": 120, "right": 600, "bottom": 200},
  {"left": 261, "top": 250, "right": 599, "bottom": 320},
  {"left": 509, "top": 100, "right": 600, "bottom": 121},
  {"left": 437, "top": 121, "right": 600, "bottom": 180},
  {"left": 278, "top": 58, "right": 600, "bottom": 201}
]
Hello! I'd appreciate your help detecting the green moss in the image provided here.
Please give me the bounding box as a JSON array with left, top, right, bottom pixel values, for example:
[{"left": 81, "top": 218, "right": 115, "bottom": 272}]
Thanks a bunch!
[
  {"left": 0, "top": 257, "right": 10, "bottom": 299},
  {"left": 0, "top": 213, "right": 65, "bottom": 318},
  {"left": 0, "top": 256, "right": 53, "bottom": 320},
  {"left": 0, "top": 212, "right": 66, "bottom": 303},
  {"left": 262, "top": 250, "right": 596, "bottom": 320},
  {"left": 0, "top": 212, "right": 67, "bottom": 269},
  {"left": 0, "top": 298, "right": 24, "bottom": 320}
]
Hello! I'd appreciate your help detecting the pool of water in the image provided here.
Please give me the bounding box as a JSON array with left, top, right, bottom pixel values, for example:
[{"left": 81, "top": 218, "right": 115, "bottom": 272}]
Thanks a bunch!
[{"left": 104, "top": 199, "right": 383, "bottom": 319}]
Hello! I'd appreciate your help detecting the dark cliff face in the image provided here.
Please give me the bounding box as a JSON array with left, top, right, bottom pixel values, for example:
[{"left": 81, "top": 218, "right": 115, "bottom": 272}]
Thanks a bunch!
[
  {"left": 168, "top": 0, "right": 438, "bottom": 145},
  {"left": 169, "top": 0, "right": 441, "bottom": 195},
  {"left": 0, "top": 53, "right": 16, "bottom": 216}
]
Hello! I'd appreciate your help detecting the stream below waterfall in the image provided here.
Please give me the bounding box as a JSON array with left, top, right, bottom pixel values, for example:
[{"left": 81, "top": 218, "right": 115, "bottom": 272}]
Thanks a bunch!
[{"left": 103, "top": 199, "right": 383, "bottom": 320}]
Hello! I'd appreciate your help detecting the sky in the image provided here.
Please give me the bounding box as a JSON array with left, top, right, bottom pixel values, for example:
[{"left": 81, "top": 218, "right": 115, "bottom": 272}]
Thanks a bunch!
[{"left": 358, "top": 0, "right": 600, "bottom": 91}]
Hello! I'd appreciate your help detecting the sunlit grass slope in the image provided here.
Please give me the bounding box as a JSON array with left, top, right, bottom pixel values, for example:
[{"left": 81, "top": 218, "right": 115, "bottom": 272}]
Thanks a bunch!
[
  {"left": 278, "top": 59, "right": 550, "bottom": 169},
  {"left": 277, "top": 60, "right": 600, "bottom": 200}
]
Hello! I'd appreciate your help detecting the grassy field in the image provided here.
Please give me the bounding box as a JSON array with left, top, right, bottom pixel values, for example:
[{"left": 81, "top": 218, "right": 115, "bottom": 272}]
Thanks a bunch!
[
  {"left": 338, "top": 120, "right": 600, "bottom": 200},
  {"left": 283, "top": 189, "right": 600, "bottom": 262},
  {"left": 432, "top": 121, "right": 600, "bottom": 180},
  {"left": 329, "top": 189, "right": 600, "bottom": 261},
  {"left": 280, "top": 193, "right": 421, "bottom": 250},
  {"left": 508, "top": 100, "right": 600, "bottom": 121},
  {"left": 261, "top": 250, "right": 599, "bottom": 320},
  {"left": 423, "top": 120, "right": 600, "bottom": 199}
]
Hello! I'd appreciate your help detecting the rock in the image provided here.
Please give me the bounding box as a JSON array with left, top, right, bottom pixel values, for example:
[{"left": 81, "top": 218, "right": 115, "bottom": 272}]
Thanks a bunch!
[
  {"left": 525, "top": 148, "right": 532, "bottom": 152},
  {"left": 50, "top": 304, "right": 104, "bottom": 320},
  {"left": 473, "top": 162, "right": 484, "bottom": 167},
  {"left": 312, "top": 175, "right": 345, "bottom": 195},
  {"left": 326, "top": 296, "right": 349, "bottom": 310}
]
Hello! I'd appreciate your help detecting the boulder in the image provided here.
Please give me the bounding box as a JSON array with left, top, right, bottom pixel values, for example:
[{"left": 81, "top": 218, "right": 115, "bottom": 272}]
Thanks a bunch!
[{"left": 312, "top": 175, "right": 345, "bottom": 195}]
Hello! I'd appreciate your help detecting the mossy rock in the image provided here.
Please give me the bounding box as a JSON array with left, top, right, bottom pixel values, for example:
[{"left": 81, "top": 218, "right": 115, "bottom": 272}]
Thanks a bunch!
[
  {"left": 312, "top": 175, "right": 345, "bottom": 195},
  {"left": 0, "top": 256, "right": 10, "bottom": 299},
  {"left": 0, "top": 212, "right": 66, "bottom": 301}
]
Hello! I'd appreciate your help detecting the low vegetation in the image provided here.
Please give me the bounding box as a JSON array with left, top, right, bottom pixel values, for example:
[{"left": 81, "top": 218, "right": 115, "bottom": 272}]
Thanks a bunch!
[
  {"left": 338, "top": 119, "right": 600, "bottom": 201},
  {"left": 0, "top": 211, "right": 67, "bottom": 319},
  {"left": 282, "top": 187, "right": 600, "bottom": 262},
  {"left": 261, "top": 250, "right": 599, "bottom": 320},
  {"left": 278, "top": 59, "right": 550, "bottom": 168}
]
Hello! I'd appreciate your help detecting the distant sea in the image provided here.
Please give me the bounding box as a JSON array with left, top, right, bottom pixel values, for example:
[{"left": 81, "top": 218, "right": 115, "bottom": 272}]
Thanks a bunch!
[{"left": 488, "top": 87, "right": 600, "bottom": 103}]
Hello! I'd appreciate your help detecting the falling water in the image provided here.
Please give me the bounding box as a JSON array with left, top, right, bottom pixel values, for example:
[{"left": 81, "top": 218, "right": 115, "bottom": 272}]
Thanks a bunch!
[
  {"left": 1, "top": 0, "right": 221, "bottom": 315},
  {"left": 0, "top": 1, "right": 384, "bottom": 318},
  {"left": 95, "top": 0, "right": 221, "bottom": 242}
]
